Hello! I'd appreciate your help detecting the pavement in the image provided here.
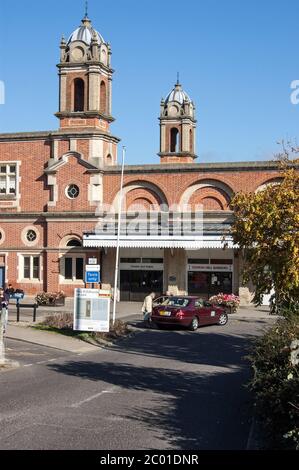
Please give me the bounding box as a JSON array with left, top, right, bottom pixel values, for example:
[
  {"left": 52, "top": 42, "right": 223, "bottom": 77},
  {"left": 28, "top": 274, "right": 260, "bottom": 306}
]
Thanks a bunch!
[{"left": 5, "top": 324, "right": 100, "bottom": 353}]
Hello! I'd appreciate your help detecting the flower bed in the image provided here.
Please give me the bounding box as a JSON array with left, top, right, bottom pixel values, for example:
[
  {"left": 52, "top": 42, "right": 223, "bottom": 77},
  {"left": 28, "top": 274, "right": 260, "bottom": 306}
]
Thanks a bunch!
[
  {"left": 209, "top": 293, "right": 240, "bottom": 313},
  {"left": 35, "top": 291, "right": 66, "bottom": 306}
]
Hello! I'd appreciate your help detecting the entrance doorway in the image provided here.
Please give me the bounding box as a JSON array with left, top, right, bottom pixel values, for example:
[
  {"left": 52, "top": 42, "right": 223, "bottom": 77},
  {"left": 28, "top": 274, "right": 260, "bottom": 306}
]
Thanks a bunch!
[
  {"left": 188, "top": 271, "right": 232, "bottom": 298},
  {"left": 0, "top": 266, "right": 5, "bottom": 289},
  {"left": 120, "top": 270, "right": 163, "bottom": 301}
]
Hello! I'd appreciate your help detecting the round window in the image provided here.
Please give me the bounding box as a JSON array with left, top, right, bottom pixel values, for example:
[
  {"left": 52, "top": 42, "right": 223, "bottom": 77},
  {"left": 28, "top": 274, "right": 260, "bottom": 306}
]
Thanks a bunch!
[
  {"left": 26, "top": 230, "right": 37, "bottom": 242},
  {"left": 66, "top": 184, "right": 80, "bottom": 199}
]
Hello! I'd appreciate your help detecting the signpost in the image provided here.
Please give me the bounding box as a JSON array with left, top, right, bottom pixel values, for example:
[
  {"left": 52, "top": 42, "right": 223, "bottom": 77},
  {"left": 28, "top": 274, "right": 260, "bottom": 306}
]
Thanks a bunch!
[{"left": 74, "top": 288, "right": 110, "bottom": 332}]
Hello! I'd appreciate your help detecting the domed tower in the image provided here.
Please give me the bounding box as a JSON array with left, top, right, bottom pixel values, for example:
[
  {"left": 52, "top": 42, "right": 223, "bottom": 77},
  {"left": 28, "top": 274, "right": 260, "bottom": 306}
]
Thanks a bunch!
[
  {"left": 56, "top": 13, "right": 114, "bottom": 132},
  {"left": 158, "top": 79, "right": 197, "bottom": 163}
]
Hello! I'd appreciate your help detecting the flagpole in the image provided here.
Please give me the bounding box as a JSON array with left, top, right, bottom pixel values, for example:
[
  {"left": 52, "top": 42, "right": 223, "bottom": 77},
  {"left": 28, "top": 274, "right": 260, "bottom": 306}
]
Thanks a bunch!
[{"left": 112, "top": 146, "right": 125, "bottom": 326}]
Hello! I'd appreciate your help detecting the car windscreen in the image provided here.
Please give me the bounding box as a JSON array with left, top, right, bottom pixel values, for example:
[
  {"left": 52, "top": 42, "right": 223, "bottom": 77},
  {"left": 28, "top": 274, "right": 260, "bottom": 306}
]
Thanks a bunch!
[{"left": 161, "top": 297, "right": 190, "bottom": 308}]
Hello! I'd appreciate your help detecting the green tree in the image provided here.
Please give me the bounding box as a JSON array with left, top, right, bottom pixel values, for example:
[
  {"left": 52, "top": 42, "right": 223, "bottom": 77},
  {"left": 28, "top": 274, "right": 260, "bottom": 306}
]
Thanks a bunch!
[{"left": 230, "top": 147, "right": 299, "bottom": 313}]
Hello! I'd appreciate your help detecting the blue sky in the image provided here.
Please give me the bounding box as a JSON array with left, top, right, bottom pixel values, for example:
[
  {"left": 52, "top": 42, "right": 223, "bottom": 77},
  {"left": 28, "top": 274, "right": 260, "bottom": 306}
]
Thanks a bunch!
[{"left": 0, "top": 0, "right": 299, "bottom": 164}]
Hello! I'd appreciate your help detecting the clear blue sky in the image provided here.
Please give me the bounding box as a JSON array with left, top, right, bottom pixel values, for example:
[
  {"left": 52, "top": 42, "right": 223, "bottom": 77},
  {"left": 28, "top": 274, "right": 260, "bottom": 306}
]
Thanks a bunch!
[{"left": 1, "top": 0, "right": 299, "bottom": 165}]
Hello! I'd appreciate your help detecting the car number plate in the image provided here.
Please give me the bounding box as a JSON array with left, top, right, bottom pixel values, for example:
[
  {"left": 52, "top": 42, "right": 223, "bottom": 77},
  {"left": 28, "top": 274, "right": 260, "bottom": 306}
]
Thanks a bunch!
[{"left": 159, "top": 311, "right": 171, "bottom": 316}]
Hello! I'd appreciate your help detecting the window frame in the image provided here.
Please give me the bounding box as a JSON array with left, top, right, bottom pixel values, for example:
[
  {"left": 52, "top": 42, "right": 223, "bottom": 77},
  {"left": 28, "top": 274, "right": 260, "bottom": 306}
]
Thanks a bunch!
[
  {"left": 19, "top": 254, "right": 42, "bottom": 282},
  {"left": 0, "top": 163, "right": 18, "bottom": 197},
  {"left": 60, "top": 254, "right": 85, "bottom": 284}
]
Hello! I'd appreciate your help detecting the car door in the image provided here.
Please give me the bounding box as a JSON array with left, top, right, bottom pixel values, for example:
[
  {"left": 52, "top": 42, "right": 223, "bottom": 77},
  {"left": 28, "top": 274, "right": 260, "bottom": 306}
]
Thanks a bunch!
[
  {"left": 194, "top": 299, "right": 210, "bottom": 325},
  {"left": 203, "top": 301, "right": 218, "bottom": 324}
]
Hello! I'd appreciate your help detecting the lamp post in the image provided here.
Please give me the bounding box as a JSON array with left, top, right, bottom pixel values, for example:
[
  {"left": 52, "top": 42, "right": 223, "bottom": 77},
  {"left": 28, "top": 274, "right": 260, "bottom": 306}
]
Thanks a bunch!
[{"left": 112, "top": 146, "right": 125, "bottom": 326}]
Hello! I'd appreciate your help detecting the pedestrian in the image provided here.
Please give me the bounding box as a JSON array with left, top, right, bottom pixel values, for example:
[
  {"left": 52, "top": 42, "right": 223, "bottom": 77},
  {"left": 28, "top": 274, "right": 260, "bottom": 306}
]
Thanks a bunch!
[
  {"left": 141, "top": 292, "right": 156, "bottom": 328},
  {"left": 0, "top": 288, "right": 9, "bottom": 333},
  {"left": 5, "top": 284, "right": 15, "bottom": 297}
]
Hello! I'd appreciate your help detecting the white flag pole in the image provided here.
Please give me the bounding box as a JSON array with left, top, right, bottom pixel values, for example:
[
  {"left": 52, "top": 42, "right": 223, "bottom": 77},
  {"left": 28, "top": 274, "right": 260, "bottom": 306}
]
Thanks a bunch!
[{"left": 112, "top": 146, "right": 125, "bottom": 326}]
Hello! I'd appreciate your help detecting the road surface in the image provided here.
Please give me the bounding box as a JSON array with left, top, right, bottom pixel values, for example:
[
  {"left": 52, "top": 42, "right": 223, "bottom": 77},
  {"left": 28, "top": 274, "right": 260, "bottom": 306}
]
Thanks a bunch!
[{"left": 0, "top": 316, "right": 275, "bottom": 450}]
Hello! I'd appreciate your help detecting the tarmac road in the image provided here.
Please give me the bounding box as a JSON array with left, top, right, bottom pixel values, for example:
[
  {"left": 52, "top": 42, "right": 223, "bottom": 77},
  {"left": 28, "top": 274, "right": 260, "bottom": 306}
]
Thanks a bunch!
[{"left": 0, "top": 316, "right": 275, "bottom": 450}]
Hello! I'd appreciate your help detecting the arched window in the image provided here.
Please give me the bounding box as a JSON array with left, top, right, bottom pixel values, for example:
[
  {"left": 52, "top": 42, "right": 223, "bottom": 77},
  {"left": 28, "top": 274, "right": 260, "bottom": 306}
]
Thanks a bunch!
[
  {"left": 74, "top": 78, "right": 85, "bottom": 112},
  {"left": 66, "top": 239, "right": 82, "bottom": 247},
  {"left": 100, "top": 81, "right": 107, "bottom": 114},
  {"left": 106, "top": 154, "right": 113, "bottom": 166},
  {"left": 170, "top": 128, "right": 180, "bottom": 153}
]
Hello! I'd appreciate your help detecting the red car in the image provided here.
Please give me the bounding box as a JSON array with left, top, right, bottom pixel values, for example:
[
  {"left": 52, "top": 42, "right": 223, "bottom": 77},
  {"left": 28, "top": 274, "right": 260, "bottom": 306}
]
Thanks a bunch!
[{"left": 151, "top": 296, "right": 228, "bottom": 331}]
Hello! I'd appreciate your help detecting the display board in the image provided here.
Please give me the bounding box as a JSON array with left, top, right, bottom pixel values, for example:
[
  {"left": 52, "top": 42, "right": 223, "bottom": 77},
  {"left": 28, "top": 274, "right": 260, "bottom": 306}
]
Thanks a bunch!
[{"left": 74, "top": 288, "right": 110, "bottom": 332}]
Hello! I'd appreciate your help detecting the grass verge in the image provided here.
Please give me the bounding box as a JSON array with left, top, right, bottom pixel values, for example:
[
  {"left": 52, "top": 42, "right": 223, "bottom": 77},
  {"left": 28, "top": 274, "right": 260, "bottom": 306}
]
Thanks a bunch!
[{"left": 31, "top": 314, "right": 132, "bottom": 346}]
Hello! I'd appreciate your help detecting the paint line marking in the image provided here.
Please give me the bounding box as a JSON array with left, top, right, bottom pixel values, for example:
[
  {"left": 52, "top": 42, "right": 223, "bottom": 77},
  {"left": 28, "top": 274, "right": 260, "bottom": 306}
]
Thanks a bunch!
[{"left": 71, "top": 388, "right": 117, "bottom": 408}]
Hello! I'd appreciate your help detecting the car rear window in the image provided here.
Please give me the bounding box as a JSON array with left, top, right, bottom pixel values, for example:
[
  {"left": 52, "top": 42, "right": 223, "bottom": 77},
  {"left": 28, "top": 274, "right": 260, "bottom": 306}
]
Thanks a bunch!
[{"left": 162, "top": 297, "right": 190, "bottom": 308}]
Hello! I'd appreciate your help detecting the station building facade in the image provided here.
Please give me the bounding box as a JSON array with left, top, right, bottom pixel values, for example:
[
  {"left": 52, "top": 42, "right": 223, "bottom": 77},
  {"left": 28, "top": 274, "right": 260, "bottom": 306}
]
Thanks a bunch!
[{"left": 0, "top": 14, "right": 283, "bottom": 303}]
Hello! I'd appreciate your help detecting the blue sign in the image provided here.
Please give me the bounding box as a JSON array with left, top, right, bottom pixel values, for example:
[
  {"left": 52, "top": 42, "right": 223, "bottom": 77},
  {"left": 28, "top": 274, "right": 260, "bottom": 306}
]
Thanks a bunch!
[{"left": 85, "top": 271, "right": 100, "bottom": 283}]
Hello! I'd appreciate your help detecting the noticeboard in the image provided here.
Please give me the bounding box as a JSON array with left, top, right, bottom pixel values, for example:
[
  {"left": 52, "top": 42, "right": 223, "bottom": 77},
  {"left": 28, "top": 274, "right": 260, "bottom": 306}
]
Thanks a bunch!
[{"left": 74, "top": 288, "right": 110, "bottom": 332}]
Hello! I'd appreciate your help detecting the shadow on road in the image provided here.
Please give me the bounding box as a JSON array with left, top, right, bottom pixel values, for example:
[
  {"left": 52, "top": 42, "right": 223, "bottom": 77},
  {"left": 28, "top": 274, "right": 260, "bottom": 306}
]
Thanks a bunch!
[{"left": 47, "top": 329, "right": 257, "bottom": 449}]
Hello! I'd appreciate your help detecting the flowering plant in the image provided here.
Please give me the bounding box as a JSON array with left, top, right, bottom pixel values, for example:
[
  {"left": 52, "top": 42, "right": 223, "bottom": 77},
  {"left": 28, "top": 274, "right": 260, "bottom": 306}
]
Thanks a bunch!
[
  {"left": 209, "top": 293, "right": 240, "bottom": 313},
  {"left": 35, "top": 291, "right": 66, "bottom": 306}
]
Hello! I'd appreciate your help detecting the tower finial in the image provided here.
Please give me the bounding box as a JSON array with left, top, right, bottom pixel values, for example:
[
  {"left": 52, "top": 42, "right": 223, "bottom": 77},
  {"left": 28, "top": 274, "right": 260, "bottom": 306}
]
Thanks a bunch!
[
  {"left": 85, "top": 1, "right": 89, "bottom": 18},
  {"left": 176, "top": 72, "right": 180, "bottom": 85}
]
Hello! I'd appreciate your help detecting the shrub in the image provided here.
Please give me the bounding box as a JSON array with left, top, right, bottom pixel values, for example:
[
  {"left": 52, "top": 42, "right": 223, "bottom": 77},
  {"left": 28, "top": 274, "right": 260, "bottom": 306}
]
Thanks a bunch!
[
  {"left": 249, "top": 313, "right": 299, "bottom": 449},
  {"left": 42, "top": 313, "right": 73, "bottom": 330},
  {"left": 39, "top": 314, "right": 130, "bottom": 341}
]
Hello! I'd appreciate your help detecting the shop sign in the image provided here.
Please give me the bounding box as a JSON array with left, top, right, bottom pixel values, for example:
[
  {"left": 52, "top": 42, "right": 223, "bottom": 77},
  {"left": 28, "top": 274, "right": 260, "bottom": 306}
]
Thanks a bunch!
[
  {"left": 120, "top": 263, "right": 163, "bottom": 271},
  {"left": 188, "top": 264, "right": 233, "bottom": 272}
]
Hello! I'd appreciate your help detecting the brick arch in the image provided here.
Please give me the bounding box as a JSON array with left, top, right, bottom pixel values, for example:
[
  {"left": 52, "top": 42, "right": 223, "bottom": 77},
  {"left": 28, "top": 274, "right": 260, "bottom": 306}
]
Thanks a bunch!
[
  {"left": 127, "top": 197, "right": 155, "bottom": 212},
  {"left": 112, "top": 181, "right": 168, "bottom": 211},
  {"left": 189, "top": 187, "right": 228, "bottom": 210},
  {"left": 59, "top": 233, "right": 83, "bottom": 249},
  {"left": 255, "top": 177, "right": 283, "bottom": 193},
  {"left": 179, "top": 179, "right": 233, "bottom": 210}
]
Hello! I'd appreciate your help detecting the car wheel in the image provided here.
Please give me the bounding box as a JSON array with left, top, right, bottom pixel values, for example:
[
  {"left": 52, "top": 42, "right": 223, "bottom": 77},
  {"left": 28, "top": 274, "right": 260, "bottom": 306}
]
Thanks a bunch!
[
  {"left": 218, "top": 313, "right": 228, "bottom": 326},
  {"left": 189, "top": 316, "right": 199, "bottom": 331}
]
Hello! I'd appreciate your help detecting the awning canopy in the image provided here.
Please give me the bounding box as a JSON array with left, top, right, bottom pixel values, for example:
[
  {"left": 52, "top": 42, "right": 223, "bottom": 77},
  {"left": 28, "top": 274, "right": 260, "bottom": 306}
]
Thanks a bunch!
[{"left": 83, "top": 234, "right": 237, "bottom": 250}]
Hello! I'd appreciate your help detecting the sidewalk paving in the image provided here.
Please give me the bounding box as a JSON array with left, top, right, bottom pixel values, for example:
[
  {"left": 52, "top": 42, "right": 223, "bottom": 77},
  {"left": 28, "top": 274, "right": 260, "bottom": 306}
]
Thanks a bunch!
[{"left": 5, "top": 324, "right": 101, "bottom": 354}]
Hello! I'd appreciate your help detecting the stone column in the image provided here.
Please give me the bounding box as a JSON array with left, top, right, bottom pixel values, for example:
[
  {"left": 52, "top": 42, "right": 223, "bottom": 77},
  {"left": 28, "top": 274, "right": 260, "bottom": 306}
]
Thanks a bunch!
[
  {"left": 164, "top": 248, "right": 187, "bottom": 295},
  {"left": 101, "top": 248, "right": 116, "bottom": 290}
]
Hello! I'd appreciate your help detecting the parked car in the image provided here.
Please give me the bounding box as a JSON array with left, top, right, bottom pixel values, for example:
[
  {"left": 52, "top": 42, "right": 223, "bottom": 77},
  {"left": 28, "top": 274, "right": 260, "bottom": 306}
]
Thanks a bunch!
[{"left": 152, "top": 296, "right": 228, "bottom": 331}]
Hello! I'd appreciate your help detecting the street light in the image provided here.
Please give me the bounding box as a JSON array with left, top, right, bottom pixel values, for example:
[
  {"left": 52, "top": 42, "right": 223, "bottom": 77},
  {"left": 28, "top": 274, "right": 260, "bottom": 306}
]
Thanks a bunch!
[{"left": 112, "top": 146, "right": 126, "bottom": 326}]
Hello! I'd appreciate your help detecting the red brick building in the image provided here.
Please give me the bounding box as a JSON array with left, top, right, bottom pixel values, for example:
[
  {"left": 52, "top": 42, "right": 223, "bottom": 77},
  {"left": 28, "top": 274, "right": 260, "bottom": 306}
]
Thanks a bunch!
[{"left": 0, "top": 14, "right": 283, "bottom": 303}]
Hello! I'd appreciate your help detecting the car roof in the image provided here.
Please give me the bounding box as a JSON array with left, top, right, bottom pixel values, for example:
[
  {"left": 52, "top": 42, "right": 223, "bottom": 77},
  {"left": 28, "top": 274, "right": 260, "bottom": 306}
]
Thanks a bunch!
[{"left": 158, "top": 295, "right": 199, "bottom": 299}]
